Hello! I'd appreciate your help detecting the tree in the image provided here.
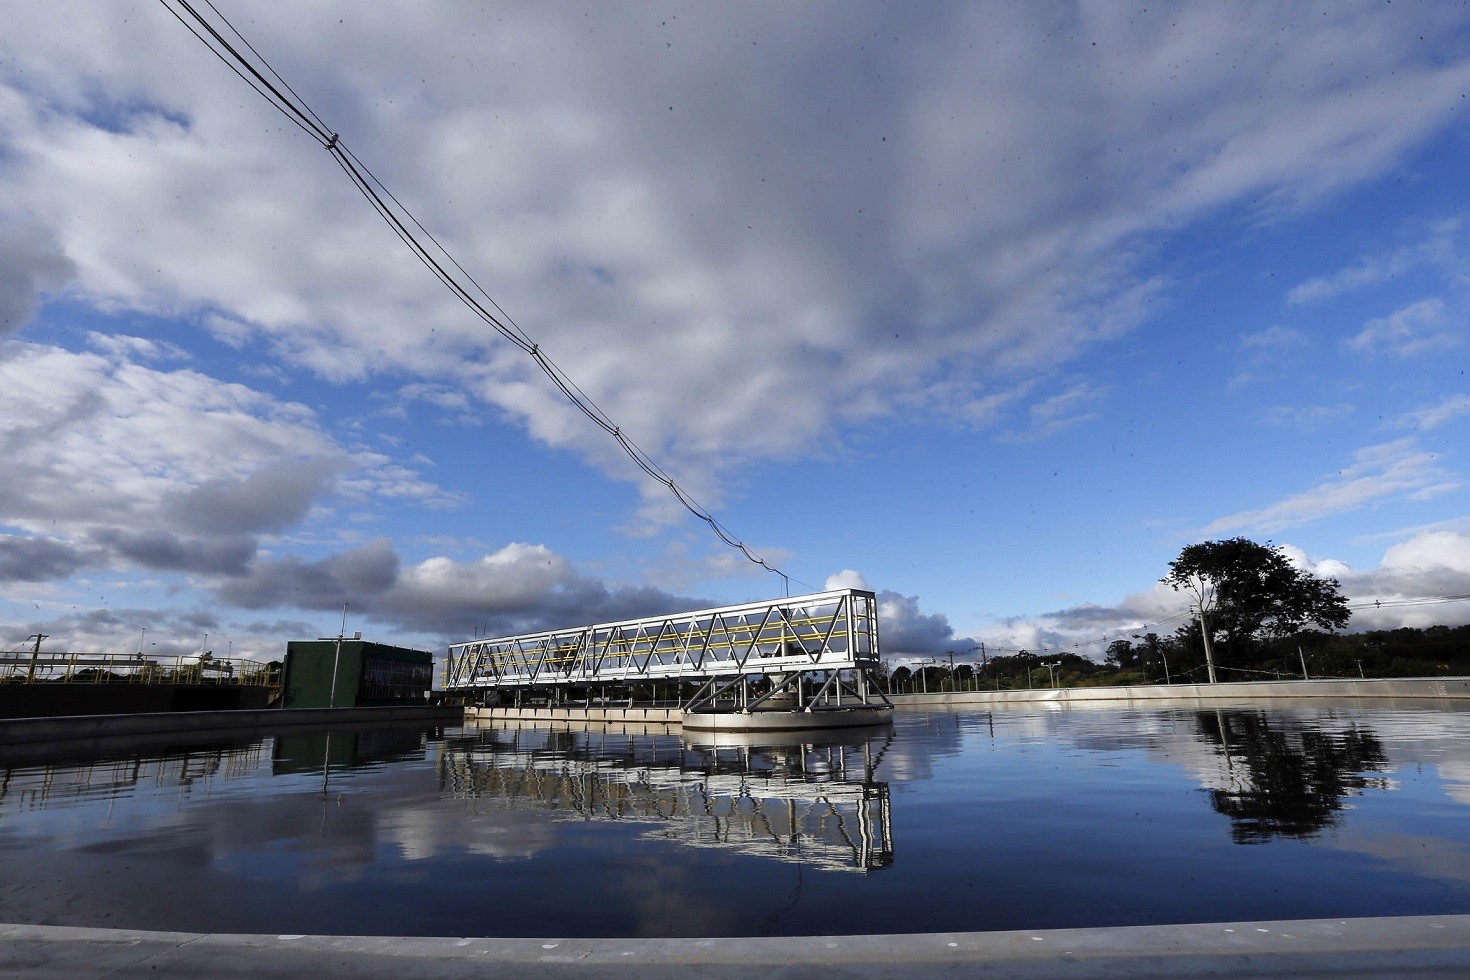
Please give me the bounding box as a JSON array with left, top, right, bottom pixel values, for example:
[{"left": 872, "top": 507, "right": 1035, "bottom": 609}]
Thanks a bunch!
[
  {"left": 1104, "top": 639, "right": 1140, "bottom": 670},
  {"left": 1163, "top": 538, "right": 1350, "bottom": 670}
]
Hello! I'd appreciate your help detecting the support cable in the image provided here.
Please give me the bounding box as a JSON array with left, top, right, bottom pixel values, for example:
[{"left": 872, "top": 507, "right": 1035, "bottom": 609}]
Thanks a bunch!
[{"left": 160, "top": 0, "right": 798, "bottom": 585}]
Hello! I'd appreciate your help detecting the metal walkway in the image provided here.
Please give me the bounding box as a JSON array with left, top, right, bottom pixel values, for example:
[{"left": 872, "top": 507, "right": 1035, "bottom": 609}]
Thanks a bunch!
[{"left": 443, "top": 589, "right": 884, "bottom": 712}]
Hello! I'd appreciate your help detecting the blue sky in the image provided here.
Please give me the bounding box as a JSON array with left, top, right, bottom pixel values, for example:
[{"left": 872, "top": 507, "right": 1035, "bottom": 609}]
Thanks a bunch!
[{"left": 2, "top": 2, "right": 1469, "bottom": 666}]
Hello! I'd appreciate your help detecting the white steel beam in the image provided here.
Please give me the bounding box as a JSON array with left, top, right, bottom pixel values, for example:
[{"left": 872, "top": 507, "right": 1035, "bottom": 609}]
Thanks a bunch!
[{"left": 444, "top": 588, "right": 880, "bottom": 692}]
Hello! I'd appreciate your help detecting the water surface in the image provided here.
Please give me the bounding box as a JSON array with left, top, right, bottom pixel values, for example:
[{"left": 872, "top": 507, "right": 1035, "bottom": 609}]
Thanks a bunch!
[{"left": 1, "top": 701, "right": 1467, "bottom": 936}]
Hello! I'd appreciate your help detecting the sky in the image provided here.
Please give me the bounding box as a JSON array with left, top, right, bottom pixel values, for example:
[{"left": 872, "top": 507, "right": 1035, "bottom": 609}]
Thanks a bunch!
[{"left": 2, "top": 1, "right": 1470, "bottom": 669}]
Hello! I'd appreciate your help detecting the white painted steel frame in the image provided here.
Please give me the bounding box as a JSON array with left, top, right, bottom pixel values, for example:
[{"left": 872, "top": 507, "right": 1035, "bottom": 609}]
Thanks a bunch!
[{"left": 443, "top": 588, "right": 880, "bottom": 691}]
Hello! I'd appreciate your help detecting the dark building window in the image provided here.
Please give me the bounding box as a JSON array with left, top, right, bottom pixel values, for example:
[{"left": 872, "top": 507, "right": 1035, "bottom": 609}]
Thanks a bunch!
[{"left": 360, "top": 656, "right": 431, "bottom": 701}]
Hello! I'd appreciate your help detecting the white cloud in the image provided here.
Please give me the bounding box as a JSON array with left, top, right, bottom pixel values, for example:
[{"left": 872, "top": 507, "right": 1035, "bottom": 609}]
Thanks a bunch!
[
  {"left": 1333, "top": 531, "right": 1470, "bottom": 630},
  {"left": 0, "top": 223, "right": 74, "bottom": 337},
  {"left": 996, "top": 531, "right": 1470, "bottom": 656},
  {"left": 875, "top": 590, "right": 955, "bottom": 658},
  {"left": 1347, "top": 298, "right": 1461, "bottom": 357},
  {"left": 1261, "top": 403, "right": 1354, "bottom": 432},
  {"left": 1287, "top": 217, "right": 1468, "bottom": 305},
  {"left": 213, "top": 538, "right": 707, "bottom": 639},
  {"left": 1381, "top": 531, "right": 1470, "bottom": 576},
  {"left": 1201, "top": 439, "right": 1458, "bottom": 537},
  {"left": 1392, "top": 394, "right": 1470, "bottom": 432},
  {"left": 1, "top": 3, "right": 1467, "bottom": 515},
  {"left": 824, "top": 569, "right": 870, "bottom": 591},
  {"left": 1288, "top": 254, "right": 1410, "bottom": 307},
  {"left": 0, "top": 340, "right": 451, "bottom": 583},
  {"left": 1004, "top": 381, "right": 1110, "bottom": 443}
]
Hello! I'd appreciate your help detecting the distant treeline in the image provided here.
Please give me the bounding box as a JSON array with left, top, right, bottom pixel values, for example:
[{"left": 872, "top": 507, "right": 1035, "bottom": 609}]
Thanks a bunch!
[{"left": 887, "top": 622, "right": 1470, "bottom": 692}]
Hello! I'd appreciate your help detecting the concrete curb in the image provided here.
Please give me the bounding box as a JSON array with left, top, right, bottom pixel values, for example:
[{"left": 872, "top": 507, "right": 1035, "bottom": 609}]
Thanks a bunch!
[
  {"left": 4, "top": 915, "right": 1470, "bottom": 978},
  {"left": 0, "top": 705, "right": 463, "bottom": 747},
  {"left": 888, "top": 676, "right": 1470, "bottom": 708}
]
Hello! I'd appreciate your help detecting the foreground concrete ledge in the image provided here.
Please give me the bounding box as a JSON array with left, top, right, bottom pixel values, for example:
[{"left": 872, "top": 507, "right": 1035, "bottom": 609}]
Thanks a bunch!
[{"left": 5, "top": 915, "right": 1470, "bottom": 978}]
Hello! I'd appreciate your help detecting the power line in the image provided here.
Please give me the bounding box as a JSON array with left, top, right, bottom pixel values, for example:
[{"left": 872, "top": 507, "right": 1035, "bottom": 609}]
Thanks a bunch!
[
  {"left": 1349, "top": 594, "right": 1470, "bottom": 610},
  {"left": 159, "top": 0, "right": 803, "bottom": 588}
]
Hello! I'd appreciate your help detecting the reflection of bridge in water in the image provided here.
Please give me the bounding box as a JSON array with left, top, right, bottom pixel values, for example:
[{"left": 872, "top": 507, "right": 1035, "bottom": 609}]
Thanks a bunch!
[{"left": 437, "top": 722, "right": 894, "bottom": 873}]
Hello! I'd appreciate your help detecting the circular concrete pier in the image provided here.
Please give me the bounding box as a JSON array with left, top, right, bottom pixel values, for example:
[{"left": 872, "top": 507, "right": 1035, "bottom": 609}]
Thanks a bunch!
[{"left": 681, "top": 705, "right": 892, "bottom": 732}]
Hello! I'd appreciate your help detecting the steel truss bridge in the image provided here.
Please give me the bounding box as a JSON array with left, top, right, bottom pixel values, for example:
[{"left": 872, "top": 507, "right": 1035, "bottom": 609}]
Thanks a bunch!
[{"left": 443, "top": 589, "right": 887, "bottom": 713}]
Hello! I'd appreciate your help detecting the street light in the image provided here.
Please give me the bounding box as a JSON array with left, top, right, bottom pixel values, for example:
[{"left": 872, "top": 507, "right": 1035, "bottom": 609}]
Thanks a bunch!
[
  {"left": 138, "top": 626, "right": 148, "bottom": 655},
  {"left": 1134, "top": 634, "right": 1171, "bottom": 685},
  {"left": 318, "top": 602, "right": 350, "bottom": 708},
  {"left": 1044, "top": 661, "right": 1060, "bottom": 689}
]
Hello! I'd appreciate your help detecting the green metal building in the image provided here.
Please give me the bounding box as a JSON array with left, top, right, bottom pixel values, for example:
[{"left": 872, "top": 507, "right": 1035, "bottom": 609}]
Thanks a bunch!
[{"left": 281, "top": 639, "right": 434, "bottom": 708}]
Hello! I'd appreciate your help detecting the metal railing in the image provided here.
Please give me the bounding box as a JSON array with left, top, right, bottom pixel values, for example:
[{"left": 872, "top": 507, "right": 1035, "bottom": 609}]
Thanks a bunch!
[
  {"left": 0, "top": 652, "right": 273, "bottom": 687},
  {"left": 444, "top": 588, "right": 881, "bottom": 692}
]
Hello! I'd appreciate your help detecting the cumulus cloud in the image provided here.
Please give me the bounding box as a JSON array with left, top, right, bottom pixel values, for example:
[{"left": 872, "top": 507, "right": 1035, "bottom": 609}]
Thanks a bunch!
[
  {"left": 86, "top": 528, "right": 257, "bottom": 577},
  {"left": 0, "top": 535, "right": 94, "bottom": 583},
  {"left": 2, "top": 3, "right": 1467, "bottom": 511},
  {"left": 5, "top": 5, "right": 1470, "bottom": 658},
  {"left": 876, "top": 590, "right": 956, "bottom": 658},
  {"left": 0, "top": 341, "right": 449, "bottom": 582},
  {"left": 0, "top": 225, "right": 74, "bottom": 336},
  {"left": 824, "top": 569, "right": 871, "bottom": 591},
  {"left": 1000, "top": 531, "right": 1470, "bottom": 657},
  {"left": 214, "top": 539, "right": 707, "bottom": 639}
]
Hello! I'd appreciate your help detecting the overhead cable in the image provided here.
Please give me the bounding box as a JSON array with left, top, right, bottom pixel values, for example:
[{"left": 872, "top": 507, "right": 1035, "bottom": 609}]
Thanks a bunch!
[{"left": 159, "top": 0, "right": 796, "bottom": 585}]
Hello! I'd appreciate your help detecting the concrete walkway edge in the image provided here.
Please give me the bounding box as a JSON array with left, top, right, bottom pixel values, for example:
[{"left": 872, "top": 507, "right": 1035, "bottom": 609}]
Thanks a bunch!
[
  {"left": 888, "top": 675, "right": 1470, "bottom": 708},
  {"left": 4, "top": 914, "right": 1470, "bottom": 978}
]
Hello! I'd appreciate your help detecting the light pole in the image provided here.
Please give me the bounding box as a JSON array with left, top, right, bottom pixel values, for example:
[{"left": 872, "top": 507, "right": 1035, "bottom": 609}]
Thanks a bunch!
[
  {"left": 138, "top": 626, "right": 147, "bottom": 655},
  {"left": 319, "top": 602, "right": 349, "bottom": 708},
  {"left": 1044, "top": 661, "right": 1060, "bottom": 688},
  {"left": 1197, "top": 605, "right": 1218, "bottom": 684}
]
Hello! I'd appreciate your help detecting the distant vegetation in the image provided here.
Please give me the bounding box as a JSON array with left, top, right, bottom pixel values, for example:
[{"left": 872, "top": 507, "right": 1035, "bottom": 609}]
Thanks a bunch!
[
  {"left": 887, "top": 623, "right": 1470, "bottom": 693},
  {"left": 886, "top": 537, "right": 1469, "bottom": 691}
]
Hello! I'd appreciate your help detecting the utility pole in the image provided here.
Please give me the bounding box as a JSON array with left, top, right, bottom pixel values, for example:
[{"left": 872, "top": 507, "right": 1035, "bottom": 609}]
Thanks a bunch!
[
  {"left": 26, "top": 633, "right": 47, "bottom": 683},
  {"left": 1197, "top": 606, "right": 1218, "bottom": 684},
  {"left": 320, "top": 602, "right": 350, "bottom": 709}
]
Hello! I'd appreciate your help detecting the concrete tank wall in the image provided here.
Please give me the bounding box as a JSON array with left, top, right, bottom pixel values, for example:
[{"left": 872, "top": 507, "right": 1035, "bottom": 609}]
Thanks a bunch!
[{"left": 886, "top": 676, "right": 1470, "bottom": 708}]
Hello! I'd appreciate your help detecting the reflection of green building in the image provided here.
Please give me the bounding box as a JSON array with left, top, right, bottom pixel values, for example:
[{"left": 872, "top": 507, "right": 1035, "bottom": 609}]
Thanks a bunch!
[
  {"left": 272, "top": 726, "right": 432, "bottom": 775},
  {"left": 282, "top": 639, "right": 433, "bottom": 708}
]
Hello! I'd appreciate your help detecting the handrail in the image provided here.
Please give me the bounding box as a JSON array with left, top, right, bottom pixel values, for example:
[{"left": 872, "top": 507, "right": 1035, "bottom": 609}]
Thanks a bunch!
[{"left": 0, "top": 653, "right": 274, "bottom": 687}]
